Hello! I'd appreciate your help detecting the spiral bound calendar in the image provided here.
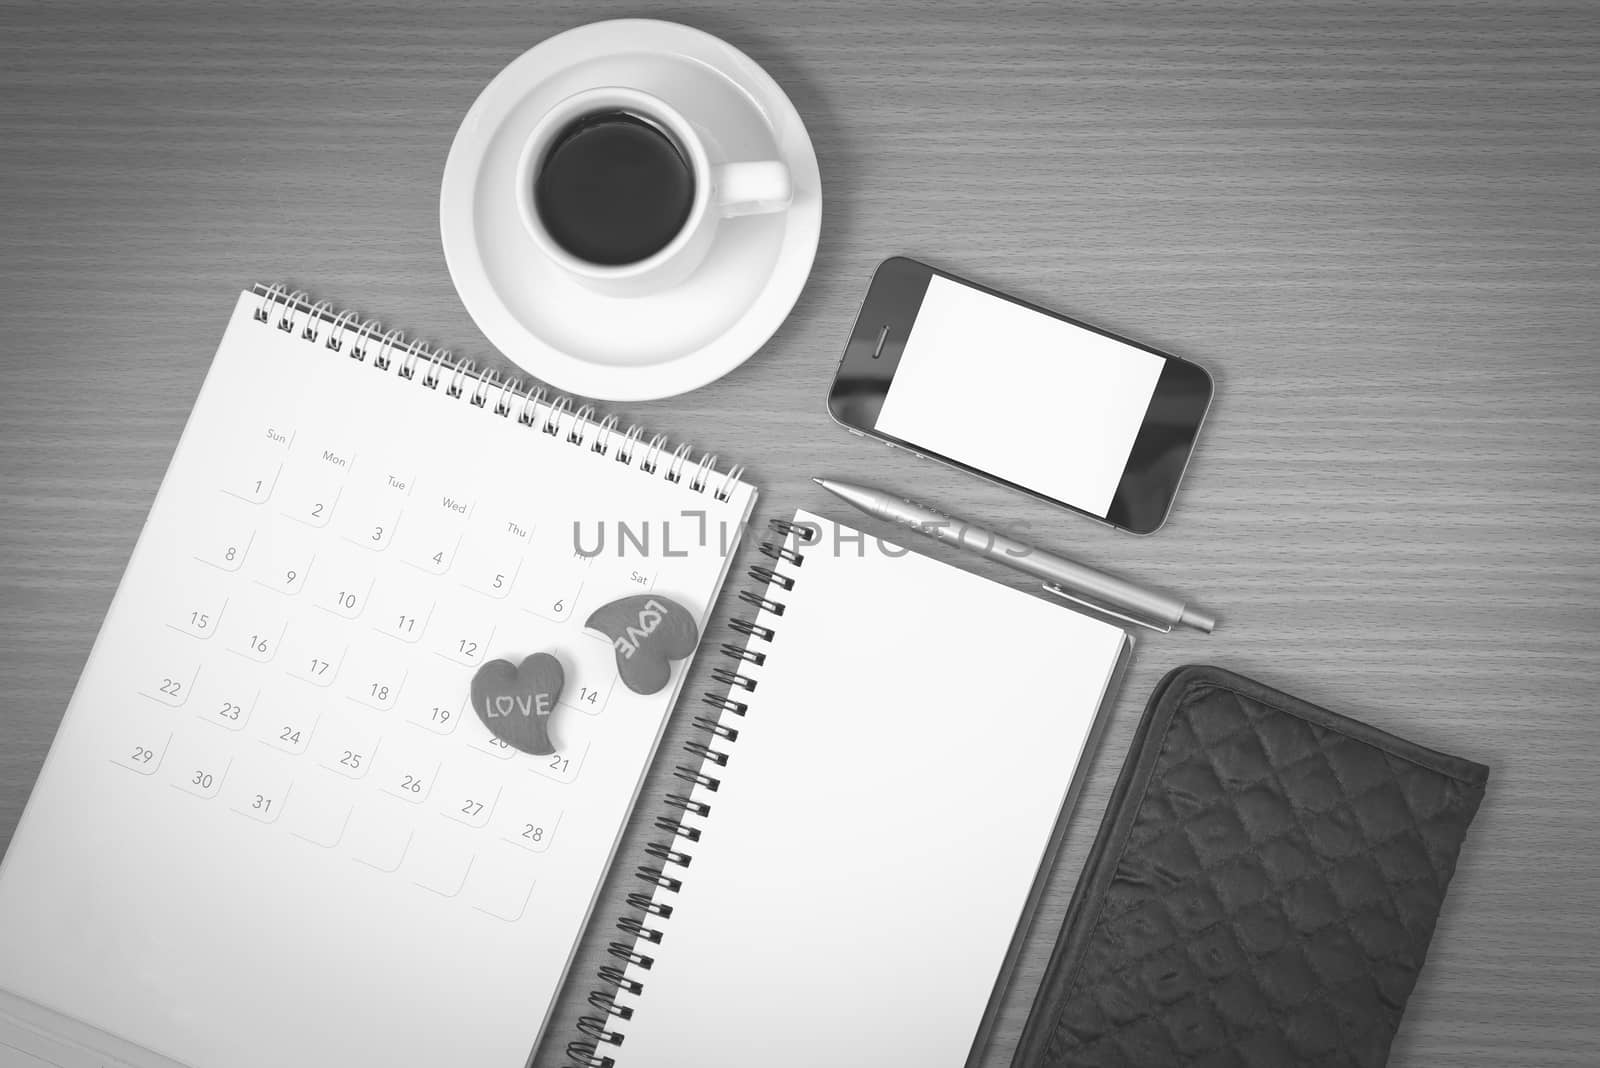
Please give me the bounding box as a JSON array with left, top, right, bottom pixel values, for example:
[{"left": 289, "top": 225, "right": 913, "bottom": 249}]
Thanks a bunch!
[
  {"left": 570, "top": 512, "right": 1131, "bottom": 1068},
  {"left": 0, "top": 286, "right": 756, "bottom": 1068}
]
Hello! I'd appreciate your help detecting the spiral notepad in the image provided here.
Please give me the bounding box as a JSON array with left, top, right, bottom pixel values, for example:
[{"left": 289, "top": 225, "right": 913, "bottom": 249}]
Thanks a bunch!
[
  {"left": 0, "top": 286, "right": 755, "bottom": 1068},
  {"left": 572, "top": 511, "right": 1133, "bottom": 1068}
]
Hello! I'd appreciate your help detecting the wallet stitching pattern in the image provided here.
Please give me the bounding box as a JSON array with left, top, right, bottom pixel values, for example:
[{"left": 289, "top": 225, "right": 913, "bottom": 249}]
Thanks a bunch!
[
  {"left": 1046, "top": 671, "right": 1487, "bottom": 1067},
  {"left": 1061, "top": 689, "right": 1423, "bottom": 1035}
]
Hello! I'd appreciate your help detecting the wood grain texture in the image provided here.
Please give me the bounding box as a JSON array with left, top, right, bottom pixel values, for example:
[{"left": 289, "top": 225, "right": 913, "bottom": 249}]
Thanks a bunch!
[{"left": 1, "top": 1, "right": 1596, "bottom": 1064}]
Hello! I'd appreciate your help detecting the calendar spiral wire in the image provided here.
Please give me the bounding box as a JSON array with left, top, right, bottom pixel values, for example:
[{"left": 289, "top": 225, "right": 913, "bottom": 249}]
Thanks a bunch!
[
  {"left": 252, "top": 283, "right": 748, "bottom": 501},
  {"left": 566, "top": 517, "right": 817, "bottom": 1068}
]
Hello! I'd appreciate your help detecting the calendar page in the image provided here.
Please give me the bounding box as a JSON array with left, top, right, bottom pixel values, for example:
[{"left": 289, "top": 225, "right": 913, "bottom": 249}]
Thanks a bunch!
[{"left": 0, "top": 291, "right": 755, "bottom": 1068}]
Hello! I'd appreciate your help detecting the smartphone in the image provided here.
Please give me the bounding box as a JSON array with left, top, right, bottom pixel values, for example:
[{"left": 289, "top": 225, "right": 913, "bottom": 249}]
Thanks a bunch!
[{"left": 828, "top": 257, "right": 1214, "bottom": 534}]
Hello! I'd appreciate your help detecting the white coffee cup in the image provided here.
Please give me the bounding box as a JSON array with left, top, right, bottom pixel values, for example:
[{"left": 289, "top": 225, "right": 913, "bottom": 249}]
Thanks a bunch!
[{"left": 516, "top": 87, "right": 792, "bottom": 297}]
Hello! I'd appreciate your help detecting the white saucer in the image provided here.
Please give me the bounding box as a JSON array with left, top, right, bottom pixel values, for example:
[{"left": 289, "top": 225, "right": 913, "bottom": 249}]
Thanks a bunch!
[{"left": 440, "top": 20, "right": 822, "bottom": 402}]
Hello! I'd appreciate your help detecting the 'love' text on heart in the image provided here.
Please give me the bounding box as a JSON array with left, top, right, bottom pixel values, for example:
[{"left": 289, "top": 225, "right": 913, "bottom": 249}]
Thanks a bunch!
[
  {"left": 487, "top": 693, "right": 553, "bottom": 719},
  {"left": 612, "top": 598, "right": 669, "bottom": 660}
]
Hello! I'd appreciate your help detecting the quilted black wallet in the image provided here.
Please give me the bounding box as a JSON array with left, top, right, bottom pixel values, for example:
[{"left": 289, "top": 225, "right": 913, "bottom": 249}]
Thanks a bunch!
[{"left": 1015, "top": 665, "right": 1488, "bottom": 1068}]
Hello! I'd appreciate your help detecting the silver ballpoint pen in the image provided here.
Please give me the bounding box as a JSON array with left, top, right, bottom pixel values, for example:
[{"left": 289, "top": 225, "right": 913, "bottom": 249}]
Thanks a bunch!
[{"left": 812, "top": 478, "right": 1217, "bottom": 634}]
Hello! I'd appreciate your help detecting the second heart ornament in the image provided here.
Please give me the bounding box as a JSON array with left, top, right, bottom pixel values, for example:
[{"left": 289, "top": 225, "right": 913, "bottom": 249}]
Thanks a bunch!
[
  {"left": 471, "top": 653, "right": 564, "bottom": 756},
  {"left": 585, "top": 593, "right": 700, "bottom": 695}
]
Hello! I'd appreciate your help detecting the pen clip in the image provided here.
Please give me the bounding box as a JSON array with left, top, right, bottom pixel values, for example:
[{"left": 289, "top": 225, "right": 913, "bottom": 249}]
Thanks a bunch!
[{"left": 1042, "top": 584, "right": 1172, "bottom": 634}]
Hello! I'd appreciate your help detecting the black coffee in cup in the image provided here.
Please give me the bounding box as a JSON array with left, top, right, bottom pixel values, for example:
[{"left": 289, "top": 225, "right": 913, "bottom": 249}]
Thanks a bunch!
[{"left": 533, "top": 110, "right": 695, "bottom": 267}]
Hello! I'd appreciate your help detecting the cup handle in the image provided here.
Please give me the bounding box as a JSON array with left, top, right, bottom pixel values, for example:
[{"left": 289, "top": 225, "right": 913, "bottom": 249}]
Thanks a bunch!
[{"left": 714, "top": 161, "right": 792, "bottom": 217}]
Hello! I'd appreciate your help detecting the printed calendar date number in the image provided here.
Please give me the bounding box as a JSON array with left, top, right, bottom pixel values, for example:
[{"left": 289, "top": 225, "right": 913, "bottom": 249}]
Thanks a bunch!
[
  {"left": 131, "top": 746, "right": 155, "bottom": 765},
  {"left": 521, "top": 824, "right": 544, "bottom": 843}
]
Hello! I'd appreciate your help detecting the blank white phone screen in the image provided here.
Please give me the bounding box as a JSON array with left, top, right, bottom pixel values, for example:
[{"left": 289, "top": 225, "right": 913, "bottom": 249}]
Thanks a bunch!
[{"left": 874, "top": 276, "right": 1166, "bottom": 518}]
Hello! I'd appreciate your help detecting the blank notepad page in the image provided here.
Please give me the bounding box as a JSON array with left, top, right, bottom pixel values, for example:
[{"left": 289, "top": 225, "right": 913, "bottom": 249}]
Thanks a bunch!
[{"left": 607, "top": 511, "right": 1129, "bottom": 1067}]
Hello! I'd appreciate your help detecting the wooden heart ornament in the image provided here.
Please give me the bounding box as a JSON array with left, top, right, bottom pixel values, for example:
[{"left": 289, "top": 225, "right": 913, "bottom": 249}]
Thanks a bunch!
[
  {"left": 585, "top": 594, "right": 700, "bottom": 695},
  {"left": 471, "top": 653, "right": 564, "bottom": 756}
]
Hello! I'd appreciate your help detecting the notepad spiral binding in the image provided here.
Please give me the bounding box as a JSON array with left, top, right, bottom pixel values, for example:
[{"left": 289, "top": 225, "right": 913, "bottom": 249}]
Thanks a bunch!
[
  {"left": 250, "top": 283, "right": 747, "bottom": 500},
  {"left": 566, "top": 517, "right": 817, "bottom": 1068}
]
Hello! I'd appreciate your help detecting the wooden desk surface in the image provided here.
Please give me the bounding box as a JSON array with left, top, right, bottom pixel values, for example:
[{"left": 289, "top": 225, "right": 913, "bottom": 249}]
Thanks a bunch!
[{"left": 2, "top": 2, "right": 1597, "bottom": 1064}]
